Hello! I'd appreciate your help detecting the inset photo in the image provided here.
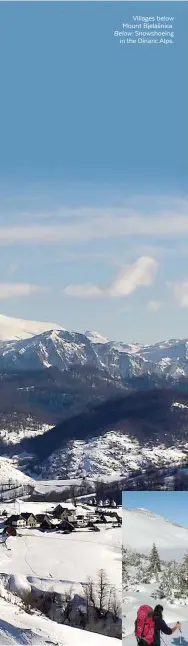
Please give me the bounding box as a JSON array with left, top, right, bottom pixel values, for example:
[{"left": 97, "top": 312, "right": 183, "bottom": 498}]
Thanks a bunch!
[{"left": 122, "top": 491, "right": 188, "bottom": 645}]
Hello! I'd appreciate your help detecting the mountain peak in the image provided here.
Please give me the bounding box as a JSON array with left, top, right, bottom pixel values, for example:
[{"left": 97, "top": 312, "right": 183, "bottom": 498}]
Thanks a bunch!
[
  {"left": 85, "top": 330, "right": 109, "bottom": 344},
  {"left": 0, "top": 313, "right": 65, "bottom": 341}
]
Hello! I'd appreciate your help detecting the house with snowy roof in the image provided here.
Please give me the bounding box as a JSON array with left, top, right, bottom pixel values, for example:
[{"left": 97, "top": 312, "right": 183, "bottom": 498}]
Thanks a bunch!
[
  {"left": 53, "top": 503, "right": 76, "bottom": 524},
  {"left": 20, "top": 513, "right": 37, "bottom": 527}
]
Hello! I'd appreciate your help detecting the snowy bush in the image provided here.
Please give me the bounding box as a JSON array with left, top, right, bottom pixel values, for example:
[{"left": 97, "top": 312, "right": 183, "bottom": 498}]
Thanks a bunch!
[{"left": 123, "top": 546, "right": 188, "bottom": 605}]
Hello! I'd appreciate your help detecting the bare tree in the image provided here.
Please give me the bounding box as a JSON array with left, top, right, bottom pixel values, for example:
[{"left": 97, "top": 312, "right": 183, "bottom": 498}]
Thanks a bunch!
[
  {"left": 83, "top": 576, "right": 96, "bottom": 619},
  {"left": 109, "top": 586, "right": 120, "bottom": 622},
  {"left": 62, "top": 585, "right": 74, "bottom": 621},
  {"left": 96, "top": 569, "right": 109, "bottom": 615}
]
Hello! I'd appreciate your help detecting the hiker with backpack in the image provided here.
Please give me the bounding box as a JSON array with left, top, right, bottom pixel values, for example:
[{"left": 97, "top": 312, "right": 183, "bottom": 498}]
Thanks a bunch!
[{"left": 135, "top": 604, "right": 181, "bottom": 645}]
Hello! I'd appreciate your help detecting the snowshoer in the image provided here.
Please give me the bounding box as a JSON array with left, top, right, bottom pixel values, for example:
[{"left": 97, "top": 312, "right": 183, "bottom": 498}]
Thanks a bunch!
[{"left": 135, "top": 604, "right": 181, "bottom": 645}]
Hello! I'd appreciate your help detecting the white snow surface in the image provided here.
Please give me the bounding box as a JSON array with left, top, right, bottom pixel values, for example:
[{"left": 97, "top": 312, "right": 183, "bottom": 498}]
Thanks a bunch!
[
  {"left": 0, "top": 313, "right": 65, "bottom": 341},
  {"left": 123, "top": 507, "right": 188, "bottom": 560},
  {"left": 85, "top": 330, "right": 109, "bottom": 344},
  {"left": 0, "top": 528, "right": 121, "bottom": 593},
  {"left": 43, "top": 431, "right": 188, "bottom": 480},
  {"left": 0, "top": 500, "right": 121, "bottom": 644},
  {"left": 0, "top": 501, "right": 121, "bottom": 595},
  {"left": 0, "top": 458, "right": 32, "bottom": 485},
  {"left": 0, "top": 596, "right": 119, "bottom": 645},
  {"left": 123, "top": 507, "right": 188, "bottom": 645},
  {"left": 0, "top": 423, "right": 54, "bottom": 444}
]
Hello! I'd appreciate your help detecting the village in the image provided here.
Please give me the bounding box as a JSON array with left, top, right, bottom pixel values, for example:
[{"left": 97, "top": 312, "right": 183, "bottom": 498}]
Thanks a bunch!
[
  {"left": 0, "top": 494, "right": 122, "bottom": 639},
  {"left": 0, "top": 497, "right": 122, "bottom": 538}
]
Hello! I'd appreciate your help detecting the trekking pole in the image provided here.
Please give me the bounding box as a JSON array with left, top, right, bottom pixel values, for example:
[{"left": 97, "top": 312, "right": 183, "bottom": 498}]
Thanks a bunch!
[
  {"left": 161, "top": 636, "right": 168, "bottom": 646},
  {"left": 177, "top": 621, "right": 182, "bottom": 645}
]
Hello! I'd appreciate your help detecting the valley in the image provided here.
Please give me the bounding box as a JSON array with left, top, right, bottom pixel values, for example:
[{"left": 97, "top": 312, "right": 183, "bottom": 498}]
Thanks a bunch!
[{"left": 0, "top": 314, "right": 188, "bottom": 486}]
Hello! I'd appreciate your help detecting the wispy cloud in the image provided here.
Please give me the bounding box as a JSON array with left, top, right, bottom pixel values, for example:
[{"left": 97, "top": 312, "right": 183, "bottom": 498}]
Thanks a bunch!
[
  {"left": 0, "top": 198, "right": 188, "bottom": 246},
  {"left": 0, "top": 283, "right": 46, "bottom": 299},
  {"left": 64, "top": 256, "right": 158, "bottom": 299}
]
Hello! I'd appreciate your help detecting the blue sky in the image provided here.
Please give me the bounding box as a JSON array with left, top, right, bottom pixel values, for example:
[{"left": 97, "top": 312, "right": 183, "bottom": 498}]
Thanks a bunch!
[
  {"left": 122, "top": 491, "right": 188, "bottom": 527},
  {"left": 0, "top": 2, "right": 188, "bottom": 343}
]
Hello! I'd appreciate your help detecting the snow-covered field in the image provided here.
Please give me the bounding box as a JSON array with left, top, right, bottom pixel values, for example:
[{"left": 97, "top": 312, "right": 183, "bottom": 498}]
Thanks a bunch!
[
  {"left": 123, "top": 507, "right": 188, "bottom": 645},
  {"left": 34, "top": 478, "right": 95, "bottom": 494},
  {"left": 0, "top": 499, "right": 121, "bottom": 644},
  {"left": 0, "top": 525, "right": 121, "bottom": 595}
]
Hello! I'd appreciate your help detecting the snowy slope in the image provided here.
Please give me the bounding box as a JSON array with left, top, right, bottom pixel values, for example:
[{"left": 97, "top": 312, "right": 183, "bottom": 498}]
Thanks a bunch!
[
  {"left": 0, "top": 457, "right": 32, "bottom": 486},
  {"left": 85, "top": 330, "right": 109, "bottom": 344},
  {"left": 0, "top": 422, "right": 54, "bottom": 444},
  {"left": 123, "top": 508, "right": 188, "bottom": 560},
  {"left": 39, "top": 431, "right": 188, "bottom": 480},
  {"left": 0, "top": 597, "right": 119, "bottom": 646},
  {"left": 0, "top": 313, "right": 65, "bottom": 341}
]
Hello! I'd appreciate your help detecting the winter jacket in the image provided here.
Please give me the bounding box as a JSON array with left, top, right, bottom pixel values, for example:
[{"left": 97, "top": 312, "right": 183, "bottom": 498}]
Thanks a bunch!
[{"left": 153, "top": 617, "right": 172, "bottom": 646}]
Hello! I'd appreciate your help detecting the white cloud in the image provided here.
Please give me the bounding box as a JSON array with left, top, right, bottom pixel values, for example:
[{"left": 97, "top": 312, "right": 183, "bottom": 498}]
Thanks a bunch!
[
  {"left": 108, "top": 257, "right": 158, "bottom": 298},
  {"left": 0, "top": 283, "right": 45, "bottom": 299},
  {"left": 174, "top": 281, "right": 188, "bottom": 308},
  {"left": 0, "top": 199, "right": 188, "bottom": 246},
  {"left": 64, "top": 256, "right": 158, "bottom": 299},
  {"left": 147, "top": 300, "right": 162, "bottom": 312}
]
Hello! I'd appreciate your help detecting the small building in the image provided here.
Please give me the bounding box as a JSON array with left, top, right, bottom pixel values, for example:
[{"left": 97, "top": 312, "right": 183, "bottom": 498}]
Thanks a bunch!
[
  {"left": 53, "top": 504, "right": 76, "bottom": 524},
  {"left": 40, "top": 515, "right": 58, "bottom": 531},
  {"left": 53, "top": 503, "right": 76, "bottom": 521},
  {"left": 20, "top": 513, "right": 37, "bottom": 527},
  {"left": 35, "top": 513, "right": 46, "bottom": 526},
  {"left": 6, "top": 515, "right": 27, "bottom": 528},
  {"left": 59, "top": 509, "right": 76, "bottom": 524},
  {"left": 53, "top": 504, "right": 64, "bottom": 518},
  {"left": 58, "top": 520, "right": 75, "bottom": 533}
]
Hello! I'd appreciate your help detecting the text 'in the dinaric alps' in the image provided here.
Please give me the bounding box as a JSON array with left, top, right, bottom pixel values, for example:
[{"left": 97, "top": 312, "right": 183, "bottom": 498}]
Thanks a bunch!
[{"left": 114, "top": 15, "right": 175, "bottom": 46}]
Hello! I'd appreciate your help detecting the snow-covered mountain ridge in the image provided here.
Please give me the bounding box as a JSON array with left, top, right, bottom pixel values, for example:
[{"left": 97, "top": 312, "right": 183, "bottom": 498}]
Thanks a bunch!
[
  {"left": 1, "top": 314, "right": 188, "bottom": 379},
  {"left": 123, "top": 507, "right": 188, "bottom": 558},
  {"left": 0, "top": 313, "right": 65, "bottom": 341}
]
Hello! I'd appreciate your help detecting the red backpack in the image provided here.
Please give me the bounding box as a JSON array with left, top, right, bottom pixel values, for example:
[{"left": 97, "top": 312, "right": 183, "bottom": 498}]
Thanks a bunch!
[{"left": 135, "top": 605, "right": 155, "bottom": 644}]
